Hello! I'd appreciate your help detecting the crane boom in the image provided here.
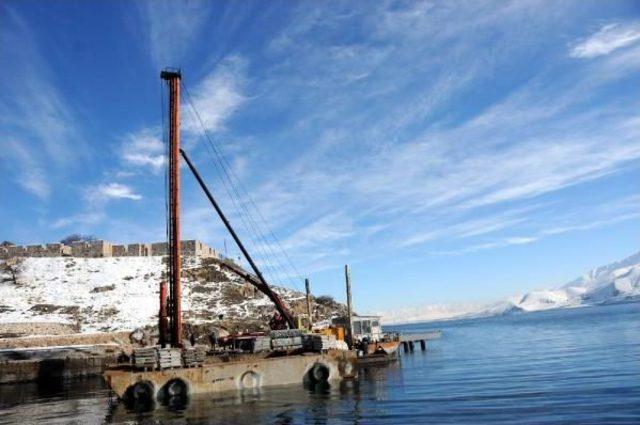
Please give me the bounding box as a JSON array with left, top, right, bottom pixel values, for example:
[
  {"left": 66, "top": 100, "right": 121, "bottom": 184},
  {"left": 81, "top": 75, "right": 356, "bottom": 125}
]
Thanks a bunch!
[{"left": 179, "top": 148, "right": 297, "bottom": 329}]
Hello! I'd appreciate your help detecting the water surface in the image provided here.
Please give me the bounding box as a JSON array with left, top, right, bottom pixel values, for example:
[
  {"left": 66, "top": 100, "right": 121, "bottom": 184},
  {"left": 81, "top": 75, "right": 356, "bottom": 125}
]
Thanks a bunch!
[{"left": 1, "top": 303, "right": 638, "bottom": 424}]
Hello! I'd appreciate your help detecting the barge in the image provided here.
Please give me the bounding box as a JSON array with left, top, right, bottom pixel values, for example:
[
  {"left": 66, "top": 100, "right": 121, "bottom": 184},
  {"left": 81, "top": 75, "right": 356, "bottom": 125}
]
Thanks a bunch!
[
  {"left": 104, "top": 69, "right": 357, "bottom": 404},
  {"left": 105, "top": 350, "right": 357, "bottom": 402}
]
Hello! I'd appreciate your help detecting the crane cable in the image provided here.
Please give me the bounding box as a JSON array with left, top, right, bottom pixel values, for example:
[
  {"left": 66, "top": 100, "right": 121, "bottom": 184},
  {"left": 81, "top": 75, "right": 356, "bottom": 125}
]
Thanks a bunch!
[{"left": 179, "top": 81, "right": 305, "bottom": 294}]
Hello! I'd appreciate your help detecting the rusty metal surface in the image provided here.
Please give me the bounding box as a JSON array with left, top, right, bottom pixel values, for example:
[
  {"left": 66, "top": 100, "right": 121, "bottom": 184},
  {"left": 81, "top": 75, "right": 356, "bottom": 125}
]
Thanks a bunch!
[
  {"left": 366, "top": 341, "right": 400, "bottom": 355},
  {"left": 159, "top": 280, "right": 168, "bottom": 347},
  {"left": 161, "top": 70, "right": 182, "bottom": 348},
  {"left": 104, "top": 350, "right": 357, "bottom": 399}
]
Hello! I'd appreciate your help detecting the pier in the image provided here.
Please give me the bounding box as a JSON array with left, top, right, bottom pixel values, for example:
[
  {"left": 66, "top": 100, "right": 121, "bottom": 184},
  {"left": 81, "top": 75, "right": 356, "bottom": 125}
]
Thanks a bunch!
[{"left": 399, "top": 330, "right": 442, "bottom": 353}]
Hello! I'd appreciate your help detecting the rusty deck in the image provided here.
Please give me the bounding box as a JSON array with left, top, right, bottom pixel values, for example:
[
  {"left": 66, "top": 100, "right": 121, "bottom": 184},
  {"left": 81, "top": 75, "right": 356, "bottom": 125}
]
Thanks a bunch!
[{"left": 104, "top": 349, "right": 357, "bottom": 401}]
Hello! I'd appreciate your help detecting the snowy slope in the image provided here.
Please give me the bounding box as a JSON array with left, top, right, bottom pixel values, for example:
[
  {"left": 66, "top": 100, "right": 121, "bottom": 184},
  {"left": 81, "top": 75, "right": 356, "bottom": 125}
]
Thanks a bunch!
[
  {"left": 484, "top": 251, "right": 640, "bottom": 315},
  {"left": 378, "top": 251, "right": 640, "bottom": 324},
  {"left": 0, "top": 256, "right": 312, "bottom": 333}
]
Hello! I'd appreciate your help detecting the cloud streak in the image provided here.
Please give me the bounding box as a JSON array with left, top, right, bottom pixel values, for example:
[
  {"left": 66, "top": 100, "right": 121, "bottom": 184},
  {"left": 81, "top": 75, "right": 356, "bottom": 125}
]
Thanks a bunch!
[
  {"left": 0, "top": 6, "right": 87, "bottom": 200},
  {"left": 182, "top": 56, "right": 247, "bottom": 137},
  {"left": 87, "top": 183, "right": 143, "bottom": 202},
  {"left": 0, "top": 140, "right": 50, "bottom": 200},
  {"left": 120, "top": 128, "right": 166, "bottom": 172},
  {"left": 570, "top": 22, "right": 640, "bottom": 58},
  {"left": 137, "top": 0, "right": 213, "bottom": 68}
]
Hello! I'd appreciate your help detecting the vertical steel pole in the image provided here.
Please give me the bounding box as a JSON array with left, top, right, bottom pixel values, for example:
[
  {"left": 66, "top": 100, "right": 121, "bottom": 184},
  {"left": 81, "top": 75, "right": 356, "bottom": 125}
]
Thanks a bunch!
[
  {"left": 305, "top": 278, "right": 313, "bottom": 330},
  {"left": 345, "top": 265, "right": 354, "bottom": 348},
  {"left": 159, "top": 280, "right": 168, "bottom": 348},
  {"left": 162, "top": 69, "right": 182, "bottom": 348}
]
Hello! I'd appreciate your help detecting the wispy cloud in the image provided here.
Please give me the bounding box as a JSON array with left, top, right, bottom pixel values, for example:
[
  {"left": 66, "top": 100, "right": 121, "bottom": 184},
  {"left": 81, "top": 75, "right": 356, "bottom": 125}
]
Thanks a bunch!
[
  {"left": 223, "top": 4, "right": 640, "bottom": 271},
  {"left": 278, "top": 213, "right": 354, "bottom": 252},
  {"left": 120, "top": 128, "right": 165, "bottom": 172},
  {"left": 0, "top": 6, "right": 87, "bottom": 200},
  {"left": 182, "top": 56, "right": 247, "bottom": 137},
  {"left": 52, "top": 212, "right": 105, "bottom": 229},
  {"left": 136, "top": 0, "right": 212, "bottom": 68},
  {"left": 437, "top": 199, "right": 640, "bottom": 257},
  {"left": 0, "top": 140, "right": 50, "bottom": 200},
  {"left": 570, "top": 22, "right": 640, "bottom": 58},
  {"left": 86, "top": 183, "right": 142, "bottom": 202}
]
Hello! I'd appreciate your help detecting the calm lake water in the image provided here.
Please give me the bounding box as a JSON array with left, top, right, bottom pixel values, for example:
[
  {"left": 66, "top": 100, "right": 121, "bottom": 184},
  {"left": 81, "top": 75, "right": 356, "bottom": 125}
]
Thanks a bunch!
[{"left": 1, "top": 303, "right": 639, "bottom": 424}]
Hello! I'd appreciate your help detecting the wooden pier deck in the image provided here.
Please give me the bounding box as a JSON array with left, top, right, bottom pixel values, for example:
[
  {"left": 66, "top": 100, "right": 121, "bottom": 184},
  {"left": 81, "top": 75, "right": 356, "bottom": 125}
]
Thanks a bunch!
[{"left": 399, "top": 330, "right": 442, "bottom": 353}]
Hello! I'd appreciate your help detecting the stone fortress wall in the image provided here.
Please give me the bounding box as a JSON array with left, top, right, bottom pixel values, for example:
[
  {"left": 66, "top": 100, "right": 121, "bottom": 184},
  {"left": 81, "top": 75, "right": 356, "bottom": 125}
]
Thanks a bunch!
[{"left": 0, "top": 240, "right": 219, "bottom": 260}]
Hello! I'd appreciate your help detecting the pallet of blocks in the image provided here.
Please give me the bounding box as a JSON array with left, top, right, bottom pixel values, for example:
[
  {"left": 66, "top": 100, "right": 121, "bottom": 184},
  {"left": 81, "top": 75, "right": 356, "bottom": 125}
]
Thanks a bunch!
[
  {"left": 158, "top": 347, "right": 182, "bottom": 369},
  {"left": 270, "top": 329, "right": 303, "bottom": 350},
  {"left": 182, "top": 346, "right": 207, "bottom": 367},
  {"left": 132, "top": 347, "right": 158, "bottom": 370},
  {"left": 303, "top": 334, "right": 338, "bottom": 352},
  {"left": 251, "top": 336, "right": 272, "bottom": 353}
]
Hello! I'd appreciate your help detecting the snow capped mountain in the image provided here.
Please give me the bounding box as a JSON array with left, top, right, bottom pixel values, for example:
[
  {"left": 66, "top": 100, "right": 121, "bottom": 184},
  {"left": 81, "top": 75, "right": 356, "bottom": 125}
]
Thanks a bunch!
[{"left": 379, "top": 251, "right": 640, "bottom": 324}]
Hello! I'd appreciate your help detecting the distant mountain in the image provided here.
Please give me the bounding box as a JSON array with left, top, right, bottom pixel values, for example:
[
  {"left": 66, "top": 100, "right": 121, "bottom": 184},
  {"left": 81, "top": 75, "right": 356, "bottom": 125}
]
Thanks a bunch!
[{"left": 378, "top": 251, "right": 640, "bottom": 324}]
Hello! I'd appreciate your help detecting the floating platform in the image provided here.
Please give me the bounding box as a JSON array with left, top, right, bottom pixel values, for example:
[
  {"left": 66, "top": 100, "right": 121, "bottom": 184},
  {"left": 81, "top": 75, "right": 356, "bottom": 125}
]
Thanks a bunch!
[{"left": 104, "top": 349, "right": 357, "bottom": 403}]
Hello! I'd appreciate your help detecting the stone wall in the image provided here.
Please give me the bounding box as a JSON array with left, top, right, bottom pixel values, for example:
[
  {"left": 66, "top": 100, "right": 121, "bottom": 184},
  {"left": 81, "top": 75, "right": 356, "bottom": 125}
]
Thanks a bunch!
[
  {"left": 0, "top": 240, "right": 220, "bottom": 259},
  {"left": 112, "top": 245, "right": 126, "bottom": 256}
]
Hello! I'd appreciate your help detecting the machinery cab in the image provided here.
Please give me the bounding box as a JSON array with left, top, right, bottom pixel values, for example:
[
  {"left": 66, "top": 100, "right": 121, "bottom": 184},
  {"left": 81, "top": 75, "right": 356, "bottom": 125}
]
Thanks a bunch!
[
  {"left": 332, "top": 315, "right": 383, "bottom": 343},
  {"left": 352, "top": 315, "right": 383, "bottom": 342}
]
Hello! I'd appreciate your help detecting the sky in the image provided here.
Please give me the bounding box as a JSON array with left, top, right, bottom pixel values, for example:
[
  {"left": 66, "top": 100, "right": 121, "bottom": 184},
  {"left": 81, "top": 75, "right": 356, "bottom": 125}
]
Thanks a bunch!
[{"left": 1, "top": 0, "right": 639, "bottom": 314}]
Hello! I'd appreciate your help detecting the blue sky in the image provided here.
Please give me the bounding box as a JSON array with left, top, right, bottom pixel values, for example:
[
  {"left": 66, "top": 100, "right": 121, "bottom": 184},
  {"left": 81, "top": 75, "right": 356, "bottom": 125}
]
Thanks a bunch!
[{"left": 1, "top": 0, "right": 639, "bottom": 313}]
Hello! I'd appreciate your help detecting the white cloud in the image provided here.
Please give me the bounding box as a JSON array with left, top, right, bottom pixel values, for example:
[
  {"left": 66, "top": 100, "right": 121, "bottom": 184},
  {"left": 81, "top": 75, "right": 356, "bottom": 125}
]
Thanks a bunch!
[
  {"left": 279, "top": 213, "right": 354, "bottom": 252},
  {"left": 238, "top": 3, "right": 640, "bottom": 266},
  {"left": 87, "top": 183, "right": 142, "bottom": 202},
  {"left": 182, "top": 57, "right": 247, "bottom": 136},
  {"left": 120, "top": 128, "right": 165, "bottom": 172},
  {"left": 570, "top": 22, "right": 640, "bottom": 58},
  {"left": 436, "top": 236, "right": 539, "bottom": 256}
]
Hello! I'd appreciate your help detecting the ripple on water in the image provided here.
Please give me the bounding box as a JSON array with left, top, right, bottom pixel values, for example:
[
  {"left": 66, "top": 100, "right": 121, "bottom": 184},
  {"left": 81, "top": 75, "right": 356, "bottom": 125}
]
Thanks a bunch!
[{"left": 0, "top": 303, "right": 639, "bottom": 424}]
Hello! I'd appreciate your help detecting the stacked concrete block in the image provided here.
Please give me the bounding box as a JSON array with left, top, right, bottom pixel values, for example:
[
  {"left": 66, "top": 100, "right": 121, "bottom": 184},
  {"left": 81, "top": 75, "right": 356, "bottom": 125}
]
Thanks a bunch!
[
  {"left": 132, "top": 347, "right": 157, "bottom": 370},
  {"left": 270, "top": 329, "right": 304, "bottom": 350},
  {"left": 158, "top": 348, "right": 182, "bottom": 369},
  {"left": 251, "top": 336, "right": 272, "bottom": 353},
  {"left": 182, "top": 346, "right": 207, "bottom": 366},
  {"left": 112, "top": 245, "right": 127, "bottom": 256}
]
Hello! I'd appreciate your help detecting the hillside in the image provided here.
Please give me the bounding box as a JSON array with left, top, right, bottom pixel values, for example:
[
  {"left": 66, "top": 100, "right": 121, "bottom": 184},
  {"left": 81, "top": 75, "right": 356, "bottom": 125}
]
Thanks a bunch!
[
  {"left": 0, "top": 256, "right": 346, "bottom": 334},
  {"left": 379, "top": 251, "right": 640, "bottom": 324}
]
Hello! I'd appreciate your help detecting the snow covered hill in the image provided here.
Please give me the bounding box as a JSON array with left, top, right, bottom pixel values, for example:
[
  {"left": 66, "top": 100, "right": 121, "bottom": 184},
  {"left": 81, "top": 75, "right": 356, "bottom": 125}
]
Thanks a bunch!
[
  {"left": 378, "top": 251, "right": 640, "bottom": 324},
  {"left": 0, "top": 256, "right": 344, "bottom": 333}
]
